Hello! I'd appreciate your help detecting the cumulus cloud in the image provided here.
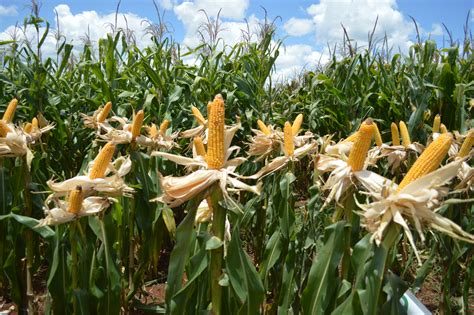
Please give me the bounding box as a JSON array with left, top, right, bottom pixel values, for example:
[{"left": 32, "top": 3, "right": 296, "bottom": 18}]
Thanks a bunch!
[
  {"left": 274, "top": 44, "right": 329, "bottom": 81},
  {"left": 174, "top": 0, "right": 251, "bottom": 47},
  {"left": 0, "top": 4, "right": 154, "bottom": 57},
  {"left": 0, "top": 5, "right": 18, "bottom": 16},
  {"left": 306, "top": 0, "right": 414, "bottom": 52},
  {"left": 283, "top": 18, "right": 313, "bottom": 37},
  {"left": 429, "top": 23, "right": 443, "bottom": 36}
]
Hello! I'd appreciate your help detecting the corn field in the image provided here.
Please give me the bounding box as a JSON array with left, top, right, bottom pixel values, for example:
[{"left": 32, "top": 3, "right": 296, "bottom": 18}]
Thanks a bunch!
[{"left": 0, "top": 11, "right": 473, "bottom": 315}]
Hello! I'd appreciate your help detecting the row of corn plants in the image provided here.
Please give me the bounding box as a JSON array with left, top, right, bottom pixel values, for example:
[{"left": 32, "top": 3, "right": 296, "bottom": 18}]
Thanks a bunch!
[{"left": 0, "top": 12, "right": 473, "bottom": 314}]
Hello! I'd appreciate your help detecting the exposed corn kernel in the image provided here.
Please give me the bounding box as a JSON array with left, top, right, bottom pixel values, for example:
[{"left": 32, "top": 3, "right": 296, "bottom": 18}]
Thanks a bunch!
[
  {"left": 2, "top": 98, "right": 18, "bottom": 123},
  {"left": 148, "top": 123, "right": 158, "bottom": 138},
  {"left": 131, "top": 110, "right": 144, "bottom": 139},
  {"left": 24, "top": 123, "right": 33, "bottom": 133},
  {"left": 397, "top": 133, "right": 452, "bottom": 191},
  {"left": 67, "top": 186, "right": 83, "bottom": 215},
  {"left": 373, "top": 122, "right": 383, "bottom": 147},
  {"left": 292, "top": 114, "right": 303, "bottom": 136},
  {"left": 432, "top": 114, "right": 441, "bottom": 133},
  {"left": 192, "top": 106, "right": 206, "bottom": 125},
  {"left": 391, "top": 122, "right": 400, "bottom": 146},
  {"left": 342, "top": 132, "right": 358, "bottom": 143},
  {"left": 284, "top": 122, "right": 295, "bottom": 156},
  {"left": 347, "top": 119, "right": 375, "bottom": 171},
  {"left": 458, "top": 130, "right": 474, "bottom": 158},
  {"left": 399, "top": 121, "right": 411, "bottom": 146},
  {"left": 257, "top": 119, "right": 271, "bottom": 135},
  {"left": 89, "top": 142, "right": 116, "bottom": 179},
  {"left": 97, "top": 102, "right": 112, "bottom": 123},
  {"left": 160, "top": 119, "right": 170, "bottom": 135},
  {"left": 0, "top": 120, "right": 11, "bottom": 137},
  {"left": 32, "top": 117, "right": 39, "bottom": 129},
  {"left": 206, "top": 95, "right": 225, "bottom": 169},
  {"left": 194, "top": 136, "right": 207, "bottom": 157},
  {"left": 440, "top": 124, "right": 448, "bottom": 134}
]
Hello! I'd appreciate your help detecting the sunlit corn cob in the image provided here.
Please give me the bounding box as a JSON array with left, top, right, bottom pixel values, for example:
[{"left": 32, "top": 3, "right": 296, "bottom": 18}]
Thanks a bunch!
[
  {"left": 2, "top": 98, "right": 18, "bottom": 123},
  {"left": 97, "top": 101, "right": 112, "bottom": 123},
  {"left": 32, "top": 117, "right": 39, "bottom": 129},
  {"left": 347, "top": 118, "right": 375, "bottom": 171},
  {"left": 131, "top": 110, "right": 144, "bottom": 139},
  {"left": 257, "top": 119, "right": 271, "bottom": 135},
  {"left": 284, "top": 121, "right": 295, "bottom": 156},
  {"left": 399, "top": 121, "right": 411, "bottom": 146},
  {"left": 397, "top": 133, "right": 452, "bottom": 191},
  {"left": 458, "top": 130, "right": 474, "bottom": 158},
  {"left": 391, "top": 122, "right": 400, "bottom": 146},
  {"left": 159, "top": 120, "right": 170, "bottom": 135},
  {"left": 373, "top": 122, "right": 382, "bottom": 147},
  {"left": 89, "top": 142, "right": 116, "bottom": 179},
  {"left": 342, "top": 132, "right": 358, "bottom": 143},
  {"left": 194, "top": 136, "right": 207, "bottom": 157},
  {"left": 440, "top": 124, "right": 448, "bottom": 134},
  {"left": 192, "top": 106, "right": 206, "bottom": 125},
  {"left": 24, "top": 123, "right": 33, "bottom": 133},
  {"left": 206, "top": 95, "right": 225, "bottom": 169},
  {"left": 432, "top": 114, "right": 440, "bottom": 133},
  {"left": 0, "top": 120, "right": 11, "bottom": 137},
  {"left": 292, "top": 114, "right": 303, "bottom": 136},
  {"left": 67, "top": 186, "right": 83, "bottom": 215},
  {"left": 148, "top": 123, "right": 158, "bottom": 138}
]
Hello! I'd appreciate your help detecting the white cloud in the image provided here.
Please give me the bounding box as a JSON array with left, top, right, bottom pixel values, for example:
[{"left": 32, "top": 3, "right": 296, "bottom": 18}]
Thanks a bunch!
[
  {"left": 159, "top": 0, "right": 175, "bottom": 10},
  {"left": 429, "top": 23, "right": 443, "bottom": 36},
  {"left": 307, "top": 0, "right": 414, "bottom": 52},
  {"left": 0, "top": 5, "right": 18, "bottom": 16},
  {"left": 0, "top": 4, "right": 154, "bottom": 57},
  {"left": 174, "top": 0, "right": 251, "bottom": 47},
  {"left": 283, "top": 18, "right": 313, "bottom": 37},
  {"left": 274, "top": 44, "right": 329, "bottom": 81}
]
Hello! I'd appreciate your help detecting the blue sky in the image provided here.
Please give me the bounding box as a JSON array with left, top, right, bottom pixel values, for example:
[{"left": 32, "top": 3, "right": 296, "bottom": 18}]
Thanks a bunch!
[{"left": 0, "top": 0, "right": 472, "bottom": 79}]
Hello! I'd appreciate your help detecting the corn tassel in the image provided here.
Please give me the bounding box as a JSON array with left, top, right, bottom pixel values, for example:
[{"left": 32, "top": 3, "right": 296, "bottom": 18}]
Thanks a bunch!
[
  {"left": 284, "top": 121, "right": 295, "bottom": 156},
  {"left": 24, "top": 123, "right": 33, "bottom": 133},
  {"left": 432, "top": 114, "right": 441, "bottom": 133},
  {"left": 397, "top": 133, "right": 452, "bottom": 191},
  {"left": 440, "top": 124, "right": 448, "bottom": 134},
  {"left": 0, "top": 120, "right": 11, "bottom": 137},
  {"left": 391, "top": 122, "right": 400, "bottom": 146},
  {"left": 131, "top": 110, "right": 144, "bottom": 139},
  {"left": 342, "top": 132, "right": 358, "bottom": 143},
  {"left": 292, "top": 114, "right": 303, "bottom": 136},
  {"left": 32, "top": 117, "right": 39, "bottom": 129},
  {"left": 160, "top": 119, "right": 170, "bottom": 135},
  {"left": 148, "top": 123, "right": 158, "bottom": 138},
  {"left": 194, "top": 136, "right": 207, "bottom": 157},
  {"left": 97, "top": 101, "right": 112, "bottom": 123},
  {"left": 458, "top": 130, "right": 474, "bottom": 158},
  {"left": 257, "top": 119, "right": 271, "bottom": 135},
  {"left": 89, "top": 142, "right": 116, "bottom": 179},
  {"left": 2, "top": 98, "right": 18, "bottom": 123},
  {"left": 399, "top": 121, "right": 411, "bottom": 146},
  {"left": 347, "top": 119, "right": 375, "bottom": 171},
  {"left": 192, "top": 106, "right": 206, "bottom": 125},
  {"left": 206, "top": 95, "right": 225, "bottom": 169},
  {"left": 373, "top": 122, "right": 383, "bottom": 147},
  {"left": 67, "top": 186, "right": 83, "bottom": 215}
]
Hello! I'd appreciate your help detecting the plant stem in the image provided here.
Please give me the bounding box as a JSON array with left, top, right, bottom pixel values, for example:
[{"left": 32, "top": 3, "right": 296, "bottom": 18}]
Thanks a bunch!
[
  {"left": 209, "top": 185, "right": 225, "bottom": 315},
  {"left": 70, "top": 221, "right": 78, "bottom": 314},
  {"left": 22, "top": 156, "right": 34, "bottom": 314}
]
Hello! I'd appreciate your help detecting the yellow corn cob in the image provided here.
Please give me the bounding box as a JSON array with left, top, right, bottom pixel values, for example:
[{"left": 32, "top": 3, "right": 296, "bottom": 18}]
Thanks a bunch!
[
  {"left": 206, "top": 95, "right": 225, "bottom": 169},
  {"left": 284, "top": 121, "right": 295, "bottom": 156},
  {"left": 67, "top": 186, "right": 83, "bottom": 215},
  {"left": 399, "top": 121, "right": 411, "bottom": 146},
  {"left": 24, "top": 123, "right": 33, "bottom": 133},
  {"left": 131, "top": 110, "right": 144, "bottom": 139},
  {"left": 432, "top": 114, "right": 441, "bottom": 133},
  {"left": 89, "top": 142, "right": 116, "bottom": 179},
  {"left": 2, "top": 98, "right": 18, "bottom": 123},
  {"left": 347, "top": 119, "right": 375, "bottom": 171},
  {"left": 292, "top": 114, "right": 303, "bottom": 136},
  {"left": 373, "top": 122, "right": 383, "bottom": 147},
  {"left": 440, "top": 123, "right": 448, "bottom": 134},
  {"left": 192, "top": 106, "right": 206, "bottom": 125},
  {"left": 391, "top": 122, "right": 400, "bottom": 146},
  {"left": 194, "top": 136, "right": 207, "bottom": 157},
  {"left": 159, "top": 119, "right": 170, "bottom": 135},
  {"left": 97, "top": 101, "right": 112, "bottom": 123},
  {"left": 0, "top": 120, "right": 11, "bottom": 137},
  {"left": 257, "top": 119, "right": 271, "bottom": 135},
  {"left": 342, "top": 132, "right": 358, "bottom": 143},
  {"left": 458, "top": 130, "right": 474, "bottom": 158},
  {"left": 397, "top": 133, "right": 453, "bottom": 191},
  {"left": 148, "top": 123, "right": 158, "bottom": 138},
  {"left": 32, "top": 117, "right": 39, "bottom": 129}
]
